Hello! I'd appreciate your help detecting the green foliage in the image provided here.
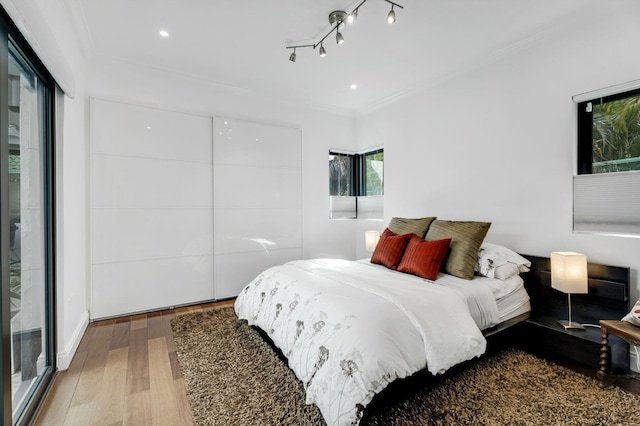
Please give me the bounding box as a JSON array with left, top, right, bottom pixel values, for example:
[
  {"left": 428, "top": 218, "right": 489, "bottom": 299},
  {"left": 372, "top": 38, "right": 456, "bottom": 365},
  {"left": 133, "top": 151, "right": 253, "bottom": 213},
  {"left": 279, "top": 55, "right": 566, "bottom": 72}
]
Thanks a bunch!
[
  {"left": 592, "top": 96, "right": 640, "bottom": 173},
  {"left": 365, "top": 152, "right": 384, "bottom": 196},
  {"left": 329, "top": 155, "right": 351, "bottom": 196}
]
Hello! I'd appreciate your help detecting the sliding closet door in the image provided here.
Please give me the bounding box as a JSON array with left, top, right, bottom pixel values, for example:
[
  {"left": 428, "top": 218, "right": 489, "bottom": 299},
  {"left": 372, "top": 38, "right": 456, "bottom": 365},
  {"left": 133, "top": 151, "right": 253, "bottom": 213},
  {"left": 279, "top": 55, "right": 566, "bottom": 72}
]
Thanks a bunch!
[
  {"left": 0, "top": 20, "right": 56, "bottom": 426},
  {"left": 90, "top": 99, "right": 214, "bottom": 318},
  {"left": 213, "top": 117, "right": 302, "bottom": 299}
]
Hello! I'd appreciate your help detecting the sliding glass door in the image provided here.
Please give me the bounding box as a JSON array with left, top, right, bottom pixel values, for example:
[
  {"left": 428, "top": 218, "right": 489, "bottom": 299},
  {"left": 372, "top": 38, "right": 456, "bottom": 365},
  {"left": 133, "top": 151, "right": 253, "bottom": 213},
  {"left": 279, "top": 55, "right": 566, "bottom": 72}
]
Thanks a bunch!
[{"left": 1, "top": 9, "right": 56, "bottom": 426}]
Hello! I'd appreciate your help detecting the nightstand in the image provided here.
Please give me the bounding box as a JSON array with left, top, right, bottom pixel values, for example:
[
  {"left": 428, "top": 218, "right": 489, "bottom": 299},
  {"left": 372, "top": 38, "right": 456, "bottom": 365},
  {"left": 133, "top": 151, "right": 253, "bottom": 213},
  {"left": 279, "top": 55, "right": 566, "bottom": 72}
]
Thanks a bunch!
[
  {"left": 520, "top": 315, "right": 629, "bottom": 373},
  {"left": 518, "top": 255, "right": 630, "bottom": 373}
]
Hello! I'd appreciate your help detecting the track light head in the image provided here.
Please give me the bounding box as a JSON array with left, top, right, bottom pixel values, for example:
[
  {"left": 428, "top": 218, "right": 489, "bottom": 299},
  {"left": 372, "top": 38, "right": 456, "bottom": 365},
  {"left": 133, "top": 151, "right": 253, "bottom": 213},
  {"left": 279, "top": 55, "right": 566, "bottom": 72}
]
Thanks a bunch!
[
  {"left": 387, "top": 5, "right": 396, "bottom": 24},
  {"left": 319, "top": 44, "right": 327, "bottom": 57},
  {"left": 347, "top": 9, "right": 358, "bottom": 24},
  {"left": 289, "top": 49, "right": 296, "bottom": 62},
  {"left": 336, "top": 31, "right": 345, "bottom": 44}
]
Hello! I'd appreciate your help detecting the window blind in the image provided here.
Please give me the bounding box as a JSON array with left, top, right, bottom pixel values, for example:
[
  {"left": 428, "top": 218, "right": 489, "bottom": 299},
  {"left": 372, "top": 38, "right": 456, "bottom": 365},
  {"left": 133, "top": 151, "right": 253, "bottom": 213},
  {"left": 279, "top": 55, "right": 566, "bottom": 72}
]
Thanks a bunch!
[{"left": 574, "top": 172, "right": 640, "bottom": 236}]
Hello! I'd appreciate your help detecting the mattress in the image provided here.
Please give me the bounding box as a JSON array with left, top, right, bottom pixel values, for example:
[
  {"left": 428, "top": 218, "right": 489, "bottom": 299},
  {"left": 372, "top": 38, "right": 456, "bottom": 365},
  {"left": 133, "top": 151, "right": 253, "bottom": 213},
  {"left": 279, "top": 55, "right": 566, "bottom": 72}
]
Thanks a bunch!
[{"left": 496, "top": 279, "right": 531, "bottom": 322}]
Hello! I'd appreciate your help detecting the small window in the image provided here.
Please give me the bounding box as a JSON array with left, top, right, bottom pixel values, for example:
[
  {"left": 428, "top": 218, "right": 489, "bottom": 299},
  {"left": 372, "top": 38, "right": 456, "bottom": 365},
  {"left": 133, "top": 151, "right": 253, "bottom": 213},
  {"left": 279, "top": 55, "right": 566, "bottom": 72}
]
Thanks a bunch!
[
  {"left": 577, "top": 89, "right": 640, "bottom": 174},
  {"left": 574, "top": 84, "right": 640, "bottom": 236},
  {"left": 329, "top": 148, "right": 383, "bottom": 219}
]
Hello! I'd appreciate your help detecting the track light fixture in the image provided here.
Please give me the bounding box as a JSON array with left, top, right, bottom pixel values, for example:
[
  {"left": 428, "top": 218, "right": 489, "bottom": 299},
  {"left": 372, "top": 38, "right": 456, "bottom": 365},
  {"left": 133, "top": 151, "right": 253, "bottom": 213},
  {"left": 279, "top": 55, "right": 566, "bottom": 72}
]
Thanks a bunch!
[
  {"left": 319, "top": 43, "right": 327, "bottom": 57},
  {"left": 347, "top": 8, "right": 358, "bottom": 24},
  {"left": 285, "top": 0, "right": 404, "bottom": 62},
  {"left": 387, "top": 5, "right": 396, "bottom": 23}
]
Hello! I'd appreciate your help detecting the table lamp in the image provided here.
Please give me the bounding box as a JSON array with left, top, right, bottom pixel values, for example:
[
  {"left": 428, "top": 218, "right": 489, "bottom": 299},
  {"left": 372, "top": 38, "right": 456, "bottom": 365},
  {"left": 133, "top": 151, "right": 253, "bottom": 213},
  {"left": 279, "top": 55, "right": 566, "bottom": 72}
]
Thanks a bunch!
[
  {"left": 365, "top": 230, "right": 381, "bottom": 252},
  {"left": 551, "top": 252, "right": 588, "bottom": 330}
]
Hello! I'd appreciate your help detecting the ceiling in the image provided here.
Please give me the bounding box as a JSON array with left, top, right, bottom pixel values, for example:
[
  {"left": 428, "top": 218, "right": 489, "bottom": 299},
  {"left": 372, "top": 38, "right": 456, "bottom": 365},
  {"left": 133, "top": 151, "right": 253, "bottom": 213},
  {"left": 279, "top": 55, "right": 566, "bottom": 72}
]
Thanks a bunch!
[{"left": 73, "top": 0, "right": 596, "bottom": 115}]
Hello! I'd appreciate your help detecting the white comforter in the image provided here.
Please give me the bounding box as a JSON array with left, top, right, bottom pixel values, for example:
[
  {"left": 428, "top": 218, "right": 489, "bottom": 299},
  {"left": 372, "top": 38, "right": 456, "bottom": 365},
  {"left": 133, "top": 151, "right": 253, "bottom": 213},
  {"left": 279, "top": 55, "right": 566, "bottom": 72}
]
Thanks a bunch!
[{"left": 234, "top": 259, "right": 499, "bottom": 426}]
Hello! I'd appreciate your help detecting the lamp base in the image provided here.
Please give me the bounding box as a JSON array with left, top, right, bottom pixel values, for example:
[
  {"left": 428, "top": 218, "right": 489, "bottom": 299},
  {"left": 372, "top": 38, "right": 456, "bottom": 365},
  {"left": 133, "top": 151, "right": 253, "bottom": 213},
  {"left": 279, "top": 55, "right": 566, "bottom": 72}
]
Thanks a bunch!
[{"left": 557, "top": 320, "right": 586, "bottom": 331}]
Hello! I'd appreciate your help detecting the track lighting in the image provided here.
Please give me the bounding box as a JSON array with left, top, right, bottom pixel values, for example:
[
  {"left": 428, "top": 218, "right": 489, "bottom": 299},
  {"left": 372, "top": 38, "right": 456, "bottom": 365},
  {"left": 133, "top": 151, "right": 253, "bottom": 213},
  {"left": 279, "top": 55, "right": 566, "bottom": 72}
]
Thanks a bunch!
[
  {"left": 347, "top": 8, "right": 358, "bottom": 24},
  {"left": 285, "top": 0, "right": 404, "bottom": 62},
  {"left": 387, "top": 5, "right": 396, "bottom": 23},
  {"left": 319, "top": 43, "right": 327, "bottom": 57}
]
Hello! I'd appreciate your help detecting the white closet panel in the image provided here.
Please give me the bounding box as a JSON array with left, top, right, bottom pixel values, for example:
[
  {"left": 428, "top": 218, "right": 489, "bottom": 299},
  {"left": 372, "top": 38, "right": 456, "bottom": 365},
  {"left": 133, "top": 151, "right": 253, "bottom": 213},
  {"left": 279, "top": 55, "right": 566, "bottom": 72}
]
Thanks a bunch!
[
  {"left": 214, "top": 165, "right": 301, "bottom": 209},
  {"left": 214, "top": 117, "right": 302, "bottom": 299},
  {"left": 214, "top": 209, "right": 302, "bottom": 254},
  {"left": 215, "top": 249, "right": 302, "bottom": 297},
  {"left": 90, "top": 99, "right": 214, "bottom": 319}
]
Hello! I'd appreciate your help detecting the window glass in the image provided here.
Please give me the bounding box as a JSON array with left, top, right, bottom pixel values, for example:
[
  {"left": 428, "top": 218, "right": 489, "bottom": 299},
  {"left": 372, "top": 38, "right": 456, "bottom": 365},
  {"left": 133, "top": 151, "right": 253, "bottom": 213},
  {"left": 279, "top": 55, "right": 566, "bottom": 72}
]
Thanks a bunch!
[
  {"left": 578, "top": 90, "right": 640, "bottom": 174},
  {"left": 329, "top": 153, "right": 352, "bottom": 196},
  {"left": 364, "top": 150, "right": 384, "bottom": 196},
  {"left": 592, "top": 95, "right": 640, "bottom": 173}
]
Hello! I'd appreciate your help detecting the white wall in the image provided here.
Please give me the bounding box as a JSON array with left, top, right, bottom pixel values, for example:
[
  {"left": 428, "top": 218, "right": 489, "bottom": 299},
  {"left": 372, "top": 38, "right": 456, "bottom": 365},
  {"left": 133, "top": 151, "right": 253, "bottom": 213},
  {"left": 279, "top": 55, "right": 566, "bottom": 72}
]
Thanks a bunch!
[{"left": 355, "top": 3, "right": 640, "bottom": 300}]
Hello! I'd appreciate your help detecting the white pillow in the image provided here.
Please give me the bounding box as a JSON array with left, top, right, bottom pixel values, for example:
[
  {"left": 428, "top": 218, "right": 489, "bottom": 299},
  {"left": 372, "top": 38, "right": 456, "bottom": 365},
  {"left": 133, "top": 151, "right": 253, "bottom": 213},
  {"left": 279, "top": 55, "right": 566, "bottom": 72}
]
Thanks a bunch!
[
  {"left": 494, "top": 262, "right": 521, "bottom": 281},
  {"left": 475, "top": 242, "right": 531, "bottom": 279},
  {"left": 622, "top": 299, "right": 640, "bottom": 327}
]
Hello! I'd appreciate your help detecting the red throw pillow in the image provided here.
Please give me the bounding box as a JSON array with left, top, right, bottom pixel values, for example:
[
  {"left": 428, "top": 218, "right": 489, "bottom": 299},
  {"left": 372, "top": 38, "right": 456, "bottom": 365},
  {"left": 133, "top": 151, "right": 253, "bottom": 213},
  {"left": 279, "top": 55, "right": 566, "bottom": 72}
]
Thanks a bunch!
[
  {"left": 370, "top": 228, "right": 412, "bottom": 269},
  {"left": 397, "top": 235, "right": 452, "bottom": 280}
]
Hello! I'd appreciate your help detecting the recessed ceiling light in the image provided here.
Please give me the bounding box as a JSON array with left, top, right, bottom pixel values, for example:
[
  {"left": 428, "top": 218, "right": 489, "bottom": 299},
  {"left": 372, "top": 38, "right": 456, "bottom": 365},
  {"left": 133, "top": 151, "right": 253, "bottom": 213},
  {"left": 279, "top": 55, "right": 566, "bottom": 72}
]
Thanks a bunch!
[
  {"left": 350, "top": 84, "right": 357, "bottom": 90},
  {"left": 159, "top": 30, "right": 169, "bottom": 37},
  {"left": 146, "top": 126, "right": 151, "bottom": 129}
]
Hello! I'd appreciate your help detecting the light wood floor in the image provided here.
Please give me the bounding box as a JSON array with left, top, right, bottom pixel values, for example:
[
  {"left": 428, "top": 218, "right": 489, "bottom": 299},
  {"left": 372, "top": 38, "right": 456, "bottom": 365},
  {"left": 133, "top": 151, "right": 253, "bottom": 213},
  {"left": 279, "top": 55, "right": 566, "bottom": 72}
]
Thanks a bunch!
[{"left": 34, "top": 300, "right": 234, "bottom": 426}]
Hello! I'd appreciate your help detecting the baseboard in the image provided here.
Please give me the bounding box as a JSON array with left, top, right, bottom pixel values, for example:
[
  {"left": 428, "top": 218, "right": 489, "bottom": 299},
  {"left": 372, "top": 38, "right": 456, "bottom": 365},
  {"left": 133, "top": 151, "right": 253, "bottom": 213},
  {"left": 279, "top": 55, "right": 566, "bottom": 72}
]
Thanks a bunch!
[{"left": 56, "top": 310, "right": 89, "bottom": 371}]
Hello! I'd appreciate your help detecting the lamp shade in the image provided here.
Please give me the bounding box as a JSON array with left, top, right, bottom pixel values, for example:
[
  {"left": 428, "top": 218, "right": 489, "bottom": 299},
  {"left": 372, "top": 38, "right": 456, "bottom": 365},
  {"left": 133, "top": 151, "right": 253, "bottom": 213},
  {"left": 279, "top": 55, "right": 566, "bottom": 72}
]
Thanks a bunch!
[
  {"left": 365, "top": 230, "right": 381, "bottom": 252},
  {"left": 551, "top": 252, "right": 588, "bottom": 294}
]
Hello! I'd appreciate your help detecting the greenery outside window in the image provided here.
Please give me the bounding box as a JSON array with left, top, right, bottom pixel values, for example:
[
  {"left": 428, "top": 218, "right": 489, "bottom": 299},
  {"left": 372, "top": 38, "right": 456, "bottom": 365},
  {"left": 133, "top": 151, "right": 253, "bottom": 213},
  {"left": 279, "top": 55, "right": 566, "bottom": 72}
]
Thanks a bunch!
[
  {"left": 577, "top": 88, "right": 640, "bottom": 174},
  {"left": 329, "top": 148, "right": 383, "bottom": 219}
]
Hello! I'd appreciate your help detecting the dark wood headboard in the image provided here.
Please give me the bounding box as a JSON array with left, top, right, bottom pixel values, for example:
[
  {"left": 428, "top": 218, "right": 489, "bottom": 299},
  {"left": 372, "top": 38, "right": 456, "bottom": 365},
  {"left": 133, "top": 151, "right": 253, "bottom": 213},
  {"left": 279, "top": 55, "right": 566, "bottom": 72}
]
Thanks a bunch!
[{"left": 521, "top": 254, "right": 630, "bottom": 324}]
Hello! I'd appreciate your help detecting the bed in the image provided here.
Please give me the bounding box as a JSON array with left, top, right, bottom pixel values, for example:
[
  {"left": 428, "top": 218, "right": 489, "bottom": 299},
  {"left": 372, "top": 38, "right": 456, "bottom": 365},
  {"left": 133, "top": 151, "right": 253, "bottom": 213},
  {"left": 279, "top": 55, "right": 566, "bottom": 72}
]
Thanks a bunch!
[{"left": 234, "top": 218, "right": 531, "bottom": 426}]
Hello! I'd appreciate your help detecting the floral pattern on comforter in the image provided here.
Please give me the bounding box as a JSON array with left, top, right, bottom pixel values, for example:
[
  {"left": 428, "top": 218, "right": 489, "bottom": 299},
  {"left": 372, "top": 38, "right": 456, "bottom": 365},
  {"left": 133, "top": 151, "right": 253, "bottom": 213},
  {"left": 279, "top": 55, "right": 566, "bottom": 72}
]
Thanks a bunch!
[{"left": 234, "top": 259, "right": 491, "bottom": 426}]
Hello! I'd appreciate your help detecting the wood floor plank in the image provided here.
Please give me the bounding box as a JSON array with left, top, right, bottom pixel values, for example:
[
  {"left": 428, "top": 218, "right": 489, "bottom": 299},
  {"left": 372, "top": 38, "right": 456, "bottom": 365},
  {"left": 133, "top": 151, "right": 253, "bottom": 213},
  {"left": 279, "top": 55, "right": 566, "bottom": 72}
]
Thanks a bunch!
[
  {"left": 63, "top": 401, "right": 96, "bottom": 426},
  {"left": 163, "top": 312, "right": 177, "bottom": 353},
  {"left": 110, "top": 321, "right": 130, "bottom": 350},
  {"left": 70, "top": 322, "right": 114, "bottom": 407},
  {"left": 129, "top": 314, "right": 147, "bottom": 331},
  {"left": 148, "top": 337, "right": 181, "bottom": 425},
  {"left": 125, "top": 327, "right": 150, "bottom": 396},
  {"left": 146, "top": 313, "right": 165, "bottom": 340},
  {"left": 92, "top": 347, "right": 128, "bottom": 425},
  {"left": 168, "top": 351, "right": 181, "bottom": 380},
  {"left": 34, "top": 346, "right": 90, "bottom": 425},
  {"left": 123, "top": 390, "right": 153, "bottom": 426},
  {"left": 174, "top": 378, "right": 194, "bottom": 426}
]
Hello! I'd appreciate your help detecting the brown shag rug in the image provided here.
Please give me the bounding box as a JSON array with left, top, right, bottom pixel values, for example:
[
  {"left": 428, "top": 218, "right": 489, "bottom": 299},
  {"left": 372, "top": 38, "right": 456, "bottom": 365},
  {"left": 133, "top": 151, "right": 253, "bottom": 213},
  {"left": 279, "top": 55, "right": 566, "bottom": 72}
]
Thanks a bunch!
[{"left": 171, "top": 307, "right": 640, "bottom": 426}]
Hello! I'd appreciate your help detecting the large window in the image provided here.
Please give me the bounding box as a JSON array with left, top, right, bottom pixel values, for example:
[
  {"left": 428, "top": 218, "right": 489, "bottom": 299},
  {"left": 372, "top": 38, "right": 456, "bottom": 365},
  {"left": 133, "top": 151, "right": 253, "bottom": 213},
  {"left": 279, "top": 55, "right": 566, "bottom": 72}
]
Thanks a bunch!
[
  {"left": 0, "top": 9, "right": 57, "bottom": 425},
  {"left": 574, "top": 84, "right": 640, "bottom": 236},
  {"left": 329, "top": 148, "right": 383, "bottom": 219}
]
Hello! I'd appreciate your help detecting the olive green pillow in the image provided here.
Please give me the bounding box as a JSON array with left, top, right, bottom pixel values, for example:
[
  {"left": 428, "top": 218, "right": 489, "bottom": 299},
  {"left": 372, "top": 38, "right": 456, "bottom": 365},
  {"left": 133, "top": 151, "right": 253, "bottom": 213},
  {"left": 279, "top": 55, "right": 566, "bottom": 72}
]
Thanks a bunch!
[
  {"left": 388, "top": 217, "right": 436, "bottom": 238},
  {"left": 425, "top": 220, "right": 491, "bottom": 280}
]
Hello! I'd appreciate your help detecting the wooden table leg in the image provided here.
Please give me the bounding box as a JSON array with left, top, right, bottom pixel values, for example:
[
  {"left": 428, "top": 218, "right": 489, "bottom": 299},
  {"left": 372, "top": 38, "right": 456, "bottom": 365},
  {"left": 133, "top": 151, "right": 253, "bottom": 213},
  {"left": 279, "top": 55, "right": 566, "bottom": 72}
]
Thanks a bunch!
[{"left": 597, "top": 324, "right": 609, "bottom": 388}]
